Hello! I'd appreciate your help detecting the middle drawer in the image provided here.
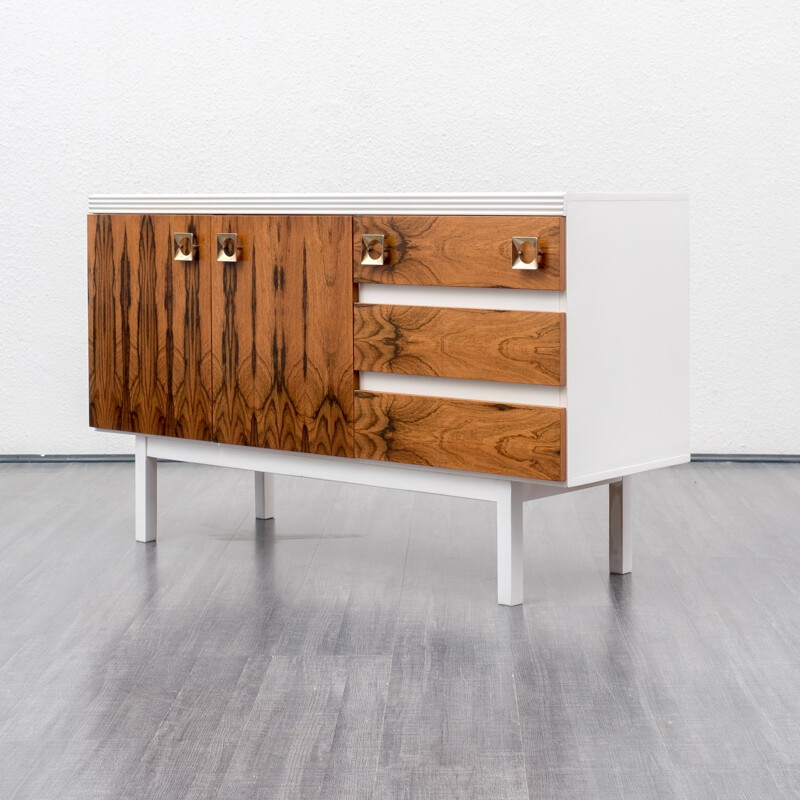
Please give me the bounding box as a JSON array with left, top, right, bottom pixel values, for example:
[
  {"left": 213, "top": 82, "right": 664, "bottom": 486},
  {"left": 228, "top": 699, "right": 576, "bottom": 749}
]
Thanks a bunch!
[{"left": 354, "top": 304, "right": 565, "bottom": 385}]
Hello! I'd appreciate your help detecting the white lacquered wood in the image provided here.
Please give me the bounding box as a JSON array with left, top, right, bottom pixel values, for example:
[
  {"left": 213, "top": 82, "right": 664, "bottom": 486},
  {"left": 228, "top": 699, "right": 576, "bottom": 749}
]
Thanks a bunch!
[
  {"left": 566, "top": 192, "right": 689, "bottom": 203},
  {"left": 357, "top": 284, "right": 562, "bottom": 312},
  {"left": 571, "top": 454, "right": 689, "bottom": 486},
  {"left": 132, "top": 436, "right": 615, "bottom": 604},
  {"left": 496, "top": 482, "right": 525, "bottom": 606},
  {"left": 135, "top": 435, "right": 157, "bottom": 543},
  {"left": 358, "top": 372, "right": 562, "bottom": 407},
  {"left": 609, "top": 477, "right": 633, "bottom": 574},
  {"left": 100, "top": 428, "right": 571, "bottom": 489},
  {"left": 144, "top": 435, "right": 514, "bottom": 500},
  {"left": 254, "top": 472, "right": 275, "bottom": 520},
  {"left": 88, "top": 193, "right": 566, "bottom": 215},
  {"left": 564, "top": 194, "right": 690, "bottom": 487}
]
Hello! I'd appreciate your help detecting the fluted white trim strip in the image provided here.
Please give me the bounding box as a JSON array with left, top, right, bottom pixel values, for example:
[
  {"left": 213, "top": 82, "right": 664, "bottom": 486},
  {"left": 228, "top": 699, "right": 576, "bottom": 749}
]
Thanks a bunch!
[{"left": 88, "top": 193, "right": 566, "bottom": 215}]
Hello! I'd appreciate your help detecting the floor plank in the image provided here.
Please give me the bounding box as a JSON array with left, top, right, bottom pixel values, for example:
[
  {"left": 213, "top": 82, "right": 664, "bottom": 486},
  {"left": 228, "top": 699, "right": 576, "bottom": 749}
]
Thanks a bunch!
[{"left": 0, "top": 461, "right": 799, "bottom": 799}]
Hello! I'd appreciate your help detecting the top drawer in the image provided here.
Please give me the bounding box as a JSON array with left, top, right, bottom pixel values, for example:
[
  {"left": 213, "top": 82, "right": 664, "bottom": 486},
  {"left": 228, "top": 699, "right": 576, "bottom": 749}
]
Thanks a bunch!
[{"left": 353, "top": 215, "right": 564, "bottom": 290}]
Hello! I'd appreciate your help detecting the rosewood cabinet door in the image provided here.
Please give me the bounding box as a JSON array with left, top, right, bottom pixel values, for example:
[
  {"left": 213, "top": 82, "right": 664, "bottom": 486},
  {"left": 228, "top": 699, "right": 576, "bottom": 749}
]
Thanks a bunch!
[
  {"left": 211, "top": 216, "right": 354, "bottom": 456},
  {"left": 88, "top": 214, "right": 213, "bottom": 440}
]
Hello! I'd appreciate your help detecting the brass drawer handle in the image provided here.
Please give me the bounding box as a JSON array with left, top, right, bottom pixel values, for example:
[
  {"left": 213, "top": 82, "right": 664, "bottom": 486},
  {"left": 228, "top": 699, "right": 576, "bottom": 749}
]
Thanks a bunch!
[
  {"left": 361, "top": 234, "right": 385, "bottom": 266},
  {"left": 173, "top": 232, "right": 197, "bottom": 262},
  {"left": 511, "top": 237, "right": 541, "bottom": 270},
  {"left": 217, "top": 233, "right": 240, "bottom": 263}
]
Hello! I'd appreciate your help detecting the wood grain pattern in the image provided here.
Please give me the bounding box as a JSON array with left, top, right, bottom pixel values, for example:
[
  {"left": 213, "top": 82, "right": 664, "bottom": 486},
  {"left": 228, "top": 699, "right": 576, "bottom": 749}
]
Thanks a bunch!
[
  {"left": 354, "top": 304, "right": 565, "bottom": 385},
  {"left": 88, "top": 214, "right": 213, "bottom": 439},
  {"left": 6, "top": 462, "right": 800, "bottom": 797},
  {"left": 353, "top": 215, "right": 565, "bottom": 290},
  {"left": 354, "top": 391, "right": 565, "bottom": 480},
  {"left": 211, "top": 215, "right": 354, "bottom": 456}
]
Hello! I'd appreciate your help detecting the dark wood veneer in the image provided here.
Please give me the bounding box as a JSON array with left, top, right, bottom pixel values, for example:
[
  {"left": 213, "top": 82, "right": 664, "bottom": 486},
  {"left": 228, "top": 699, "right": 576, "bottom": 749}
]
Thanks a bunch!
[
  {"left": 354, "top": 391, "right": 565, "bottom": 480},
  {"left": 210, "top": 215, "right": 355, "bottom": 456},
  {"left": 354, "top": 304, "right": 564, "bottom": 385},
  {"left": 88, "top": 214, "right": 213, "bottom": 440},
  {"left": 353, "top": 215, "right": 565, "bottom": 290},
  {"left": 90, "top": 212, "right": 566, "bottom": 478}
]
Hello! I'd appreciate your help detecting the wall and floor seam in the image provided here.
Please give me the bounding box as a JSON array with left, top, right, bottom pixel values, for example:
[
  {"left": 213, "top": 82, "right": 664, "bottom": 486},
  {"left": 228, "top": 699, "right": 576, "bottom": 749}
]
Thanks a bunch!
[{"left": 1, "top": 454, "right": 799, "bottom": 464}]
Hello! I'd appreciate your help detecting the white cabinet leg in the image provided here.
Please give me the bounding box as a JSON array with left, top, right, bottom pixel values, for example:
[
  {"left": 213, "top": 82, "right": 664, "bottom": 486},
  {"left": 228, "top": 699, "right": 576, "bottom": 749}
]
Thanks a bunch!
[
  {"left": 255, "top": 472, "right": 275, "bottom": 520},
  {"left": 609, "top": 477, "right": 632, "bottom": 574},
  {"left": 496, "top": 482, "right": 524, "bottom": 606},
  {"left": 135, "top": 435, "right": 157, "bottom": 543}
]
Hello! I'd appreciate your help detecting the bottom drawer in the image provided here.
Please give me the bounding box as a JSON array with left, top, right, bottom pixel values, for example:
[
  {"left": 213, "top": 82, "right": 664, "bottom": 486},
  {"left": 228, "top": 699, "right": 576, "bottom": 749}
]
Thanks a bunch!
[{"left": 354, "top": 391, "right": 565, "bottom": 481}]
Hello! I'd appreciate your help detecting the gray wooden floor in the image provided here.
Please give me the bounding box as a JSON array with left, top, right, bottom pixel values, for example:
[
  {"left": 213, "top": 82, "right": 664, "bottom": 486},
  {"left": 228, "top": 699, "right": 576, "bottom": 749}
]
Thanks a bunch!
[{"left": 1, "top": 462, "right": 799, "bottom": 799}]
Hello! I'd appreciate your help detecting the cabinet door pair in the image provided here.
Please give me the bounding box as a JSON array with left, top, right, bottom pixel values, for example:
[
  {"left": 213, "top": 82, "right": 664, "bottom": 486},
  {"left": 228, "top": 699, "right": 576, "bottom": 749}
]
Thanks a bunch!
[{"left": 88, "top": 214, "right": 354, "bottom": 456}]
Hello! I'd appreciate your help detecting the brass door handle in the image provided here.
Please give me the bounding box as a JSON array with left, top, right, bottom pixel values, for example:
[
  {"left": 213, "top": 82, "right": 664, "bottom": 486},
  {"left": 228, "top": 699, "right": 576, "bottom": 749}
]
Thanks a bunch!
[
  {"left": 217, "top": 233, "right": 241, "bottom": 263},
  {"left": 511, "top": 237, "right": 541, "bottom": 270},
  {"left": 173, "top": 232, "right": 197, "bottom": 262},
  {"left": 361, "top": 234, "right": 385, "bottom": 266}
]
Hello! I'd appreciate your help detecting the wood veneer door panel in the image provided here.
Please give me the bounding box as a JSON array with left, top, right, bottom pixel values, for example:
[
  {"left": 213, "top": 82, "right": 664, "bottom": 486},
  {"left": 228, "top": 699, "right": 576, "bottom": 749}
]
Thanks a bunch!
[
  {"left": 354, "top": 304, "right": 565, "bottom": 385},
  {"left": 211, "top": 215, "right": 354, "bottom": 456},
  {"left": 353, "top": 215, "right": 565, "bottom": 289},
  {"left": 87, "top": 214, "right": 213, "bottom": 439},
  {"left": 354, "top": 391, "right": 565, "bottom": 481}
]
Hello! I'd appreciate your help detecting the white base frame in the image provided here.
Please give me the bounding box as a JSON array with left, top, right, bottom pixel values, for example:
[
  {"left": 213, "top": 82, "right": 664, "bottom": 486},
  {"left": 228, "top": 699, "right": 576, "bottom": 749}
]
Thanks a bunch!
[{"left": 135, "top": 435, "right": 632, "bottom": 605}]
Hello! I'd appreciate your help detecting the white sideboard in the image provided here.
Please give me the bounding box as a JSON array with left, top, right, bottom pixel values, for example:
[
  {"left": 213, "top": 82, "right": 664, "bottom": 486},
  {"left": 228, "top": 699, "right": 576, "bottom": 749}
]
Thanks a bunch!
[{"left": 87, "top": 193, "right": 689, "bottom": 604}]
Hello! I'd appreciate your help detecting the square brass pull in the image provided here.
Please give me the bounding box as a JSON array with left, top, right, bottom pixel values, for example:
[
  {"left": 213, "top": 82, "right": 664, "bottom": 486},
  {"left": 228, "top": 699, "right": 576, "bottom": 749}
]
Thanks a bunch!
[
  {"left": 173, "top": 232, "right": 196, "bottom": 262},
  {"left": 361, "top": 234, "right": 385, "bottom": 266},
  {"left": 217, "top": 233, "right": 239, "bottom": 263},
  {"left": 511, "top": 237, "right": 540, "bottom": 270}
]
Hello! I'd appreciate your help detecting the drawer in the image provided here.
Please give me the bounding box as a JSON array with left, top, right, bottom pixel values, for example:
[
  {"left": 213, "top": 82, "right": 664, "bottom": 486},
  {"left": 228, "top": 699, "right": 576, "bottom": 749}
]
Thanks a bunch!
[
  {"left": 353, "top": 215, "right": 564, "bottom": 290},
  {"left": 354, "top": 391, "right": 565, "bottom": 481},
  {"left": 354, "top": 304, "right": 564, "bottom": 385}
]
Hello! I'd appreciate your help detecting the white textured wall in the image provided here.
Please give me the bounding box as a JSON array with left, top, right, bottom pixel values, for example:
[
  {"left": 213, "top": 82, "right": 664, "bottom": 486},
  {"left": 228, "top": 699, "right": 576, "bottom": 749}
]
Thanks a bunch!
[{"left": 1, "top": 1, "right": 798, "bottom": 454}]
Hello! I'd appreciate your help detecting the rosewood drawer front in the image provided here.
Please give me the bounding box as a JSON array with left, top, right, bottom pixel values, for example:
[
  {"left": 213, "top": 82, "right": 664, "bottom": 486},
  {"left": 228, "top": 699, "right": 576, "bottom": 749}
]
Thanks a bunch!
[
  {"left": 354, "top": 304, "right": 565, "bottom": 385},
  {"left": 354, "top": 392, "right": 565, "bottom": 481},
  {"left": 353, "top": 215, "right": 565, "bottom": 290}
]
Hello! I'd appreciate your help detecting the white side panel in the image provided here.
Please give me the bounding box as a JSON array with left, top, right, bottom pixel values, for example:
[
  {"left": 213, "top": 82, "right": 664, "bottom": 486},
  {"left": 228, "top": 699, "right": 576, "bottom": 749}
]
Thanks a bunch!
[{"left": 565, "top": 196, "right": 690, "bottom": 486}]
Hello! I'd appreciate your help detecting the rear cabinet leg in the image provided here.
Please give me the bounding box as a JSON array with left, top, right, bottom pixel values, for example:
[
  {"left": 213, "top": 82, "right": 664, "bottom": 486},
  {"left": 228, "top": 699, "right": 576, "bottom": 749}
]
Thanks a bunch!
[
  {"left": 609, "top": 477, "right": 633, "bottom": 574},
  {"left": 135, "top": 435, "right": 157, "bottom": 543},
  {"left": 255, "top": 472, "right": 275, "bottom": 520}
]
